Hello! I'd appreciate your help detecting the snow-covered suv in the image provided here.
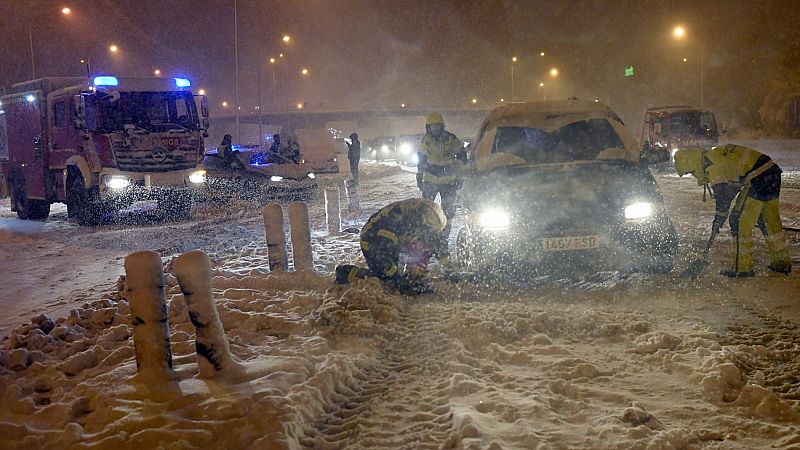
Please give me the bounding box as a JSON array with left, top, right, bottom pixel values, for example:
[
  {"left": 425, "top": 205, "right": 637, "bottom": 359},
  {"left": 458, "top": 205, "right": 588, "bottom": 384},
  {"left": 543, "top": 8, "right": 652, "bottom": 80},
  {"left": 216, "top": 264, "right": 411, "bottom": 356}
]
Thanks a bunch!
[{"left": 455, "top": 99, "right": 677, "bottom": 275}]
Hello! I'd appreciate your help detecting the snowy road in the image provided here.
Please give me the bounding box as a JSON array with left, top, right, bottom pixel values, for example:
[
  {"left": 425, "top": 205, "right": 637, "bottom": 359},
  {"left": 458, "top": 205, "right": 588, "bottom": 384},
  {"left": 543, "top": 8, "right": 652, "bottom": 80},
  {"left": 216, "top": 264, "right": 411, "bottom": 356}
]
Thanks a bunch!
[{"left": 0, "top": 161, "right": 799, "bottom": 448}]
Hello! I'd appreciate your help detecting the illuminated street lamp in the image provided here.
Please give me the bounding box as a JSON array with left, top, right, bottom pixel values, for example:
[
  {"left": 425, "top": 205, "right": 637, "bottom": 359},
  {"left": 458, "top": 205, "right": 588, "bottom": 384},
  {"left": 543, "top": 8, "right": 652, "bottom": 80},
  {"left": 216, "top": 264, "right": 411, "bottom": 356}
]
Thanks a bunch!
[
  {"left": 297, "top": 103, "right": 303, "bottom": 109},
  {"left": 61, "top": 7, "right": 71, "bottom": 15},
  {"left": 511, "top": 56, "right": 518, "bottom": 103},
  {"left": 29, "top": 6, "right": 77, "bottom": 79},
  {"left": 550, "top": 68, "right": 559, "bottom": 77},
  {"left": 401, "top": 103, "right": 406, "bottom": 108},
  {"left": 153, "top": 69, "right": 161, "bottom": 76},
  {"left": 672, "top": 24, "right": 704, "bottom": 107},
  {"left": 109, "top": 44, "right": 119, "bottom": 53},
  {"left": 539, "top": 52, "right": 545, "bottom": 57},
  {"left": 471, "top": 98, "right": 477, "bottom": 104},
  {"left": 539, "top": 82, "right": 545, "bottom": 100},
  {"left": 282, "top": 35, "right": 291, "bottom": 43},
  {"left": 222, "top": 101, "right": 229, "bottom": 108},
  {"left": 301, "top": 68, "right": 309, "bottom": 75},
  {"left": 198, "top": 89, "right": 206, "bottom": 95}
]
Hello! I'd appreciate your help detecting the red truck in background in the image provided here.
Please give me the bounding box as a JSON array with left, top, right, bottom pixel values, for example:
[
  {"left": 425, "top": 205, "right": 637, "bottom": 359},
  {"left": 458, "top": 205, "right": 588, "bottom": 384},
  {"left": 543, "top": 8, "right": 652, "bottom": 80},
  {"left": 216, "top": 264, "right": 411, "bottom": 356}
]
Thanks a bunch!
[
  {"left": 0, "top": 76, "right": 209, "bottom": 225},
  {"left": 640, "top": 105, "right": 720, "bottom": 166}
]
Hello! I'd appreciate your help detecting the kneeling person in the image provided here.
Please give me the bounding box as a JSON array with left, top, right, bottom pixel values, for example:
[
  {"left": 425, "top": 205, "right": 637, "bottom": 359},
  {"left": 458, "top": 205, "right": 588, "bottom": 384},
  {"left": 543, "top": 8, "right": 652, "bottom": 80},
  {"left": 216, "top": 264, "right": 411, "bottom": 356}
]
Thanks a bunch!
[{"left": 335, "top": 198, "right": 450, "bottom": 294}]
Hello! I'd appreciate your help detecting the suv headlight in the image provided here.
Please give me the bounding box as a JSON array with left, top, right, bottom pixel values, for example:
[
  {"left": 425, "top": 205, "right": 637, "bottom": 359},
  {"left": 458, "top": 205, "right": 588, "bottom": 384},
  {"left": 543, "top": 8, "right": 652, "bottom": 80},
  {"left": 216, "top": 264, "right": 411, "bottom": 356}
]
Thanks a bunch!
[
  {"left": 188, "top": 169, "right": 207, "bottom": 184},
  {"left": 625, "top": 202, "right": 654, "bottom": 221},
  {"left": 479, "top": 209, "right": 510, "bottom": 230},
  {"left": 105, "top": 175, "right": 131, "bottom": 190}
]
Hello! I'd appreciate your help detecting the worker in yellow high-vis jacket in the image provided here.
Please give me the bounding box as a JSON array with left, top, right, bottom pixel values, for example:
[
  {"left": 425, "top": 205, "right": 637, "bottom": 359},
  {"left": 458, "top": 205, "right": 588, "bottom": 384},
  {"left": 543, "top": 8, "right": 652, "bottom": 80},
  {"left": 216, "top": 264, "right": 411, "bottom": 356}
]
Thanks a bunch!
[
  {"left": 334, "top": 198, "right": 450, "bottom": 294},
  {"left": 674, "top": 145, "right": 791, "bottom": 277},
  {"left": 417, "top": 112, "right": 467, "bottom": 238}
]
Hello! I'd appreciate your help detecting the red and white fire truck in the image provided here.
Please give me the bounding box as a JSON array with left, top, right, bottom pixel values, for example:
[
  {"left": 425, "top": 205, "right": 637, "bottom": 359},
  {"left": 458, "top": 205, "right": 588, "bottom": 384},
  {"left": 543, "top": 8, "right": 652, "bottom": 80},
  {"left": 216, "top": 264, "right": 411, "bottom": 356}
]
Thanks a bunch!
[
  {"left": 640, "top": 105, "right": 720, "bottom": 163},
  {"left": 0, "top": 76, "right": 209, "bottom": 224}
]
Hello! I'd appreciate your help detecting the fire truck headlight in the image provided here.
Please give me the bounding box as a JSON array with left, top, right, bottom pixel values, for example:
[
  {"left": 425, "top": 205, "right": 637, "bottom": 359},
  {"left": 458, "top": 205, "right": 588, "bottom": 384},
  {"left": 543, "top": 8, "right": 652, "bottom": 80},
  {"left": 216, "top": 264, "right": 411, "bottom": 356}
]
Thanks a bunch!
[
  {"left": 106, "top": 176, "right": 131, "bottom": 190},
  {"left": 399, "top": 143, "right": 412, "bottom": 155},
  {"left": 188, "top": 169, "right": 207, "bottom": 184},
  {"left": 270, "top": 176, "right": 284, "bottom": 182}
]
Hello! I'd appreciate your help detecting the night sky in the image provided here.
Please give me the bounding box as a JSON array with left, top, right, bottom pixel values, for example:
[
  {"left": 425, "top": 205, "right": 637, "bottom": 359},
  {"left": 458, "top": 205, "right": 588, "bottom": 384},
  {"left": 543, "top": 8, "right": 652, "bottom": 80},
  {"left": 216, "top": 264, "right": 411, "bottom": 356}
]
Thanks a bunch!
[{"left": 1, "top": 0, "right": 798, "bottom": 128}]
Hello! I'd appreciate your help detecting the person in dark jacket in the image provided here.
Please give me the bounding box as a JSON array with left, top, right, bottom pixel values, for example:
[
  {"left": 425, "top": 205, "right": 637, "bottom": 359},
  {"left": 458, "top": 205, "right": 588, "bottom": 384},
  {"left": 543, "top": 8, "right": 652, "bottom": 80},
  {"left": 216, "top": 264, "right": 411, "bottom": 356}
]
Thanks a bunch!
[
  {"left": 217, "top": 134, "right": 242, "bottom": 169},
  {"left": 334, "top": 198, "right": 450, "bottom": 294},
  {"left": 346, "top": 132, "right": 361, "bottom": 184}
]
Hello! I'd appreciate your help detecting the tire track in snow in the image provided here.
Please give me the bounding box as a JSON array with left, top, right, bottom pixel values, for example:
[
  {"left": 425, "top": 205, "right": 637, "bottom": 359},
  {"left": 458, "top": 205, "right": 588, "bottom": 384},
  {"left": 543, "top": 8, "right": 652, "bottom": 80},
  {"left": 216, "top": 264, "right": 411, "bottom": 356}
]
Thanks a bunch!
[{"left": 303, "top": 300, "right": 461, "bottom": 449}]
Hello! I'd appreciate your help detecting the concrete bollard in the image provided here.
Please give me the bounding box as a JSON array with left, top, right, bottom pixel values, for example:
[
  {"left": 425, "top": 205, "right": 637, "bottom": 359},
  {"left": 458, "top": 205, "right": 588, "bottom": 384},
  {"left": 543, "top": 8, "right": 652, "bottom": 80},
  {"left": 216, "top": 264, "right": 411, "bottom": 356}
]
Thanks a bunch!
[
  {"left": 325, "top": 187, "right": 341, "bottom": 235},
  {"left": 124, "top": 251, "right": 173, "bottom": 377},
  {"left": 263, "top": 203, "right": 288, "bottom": 272},
  {"left": 344, "top": 179, "right": 360, "bottom": 212},
  {"left": 288, "top": 202, "right": 314, "bottom": 271},
  {"left": 172, "top": 250, "right": 245, "bottom": 379}
]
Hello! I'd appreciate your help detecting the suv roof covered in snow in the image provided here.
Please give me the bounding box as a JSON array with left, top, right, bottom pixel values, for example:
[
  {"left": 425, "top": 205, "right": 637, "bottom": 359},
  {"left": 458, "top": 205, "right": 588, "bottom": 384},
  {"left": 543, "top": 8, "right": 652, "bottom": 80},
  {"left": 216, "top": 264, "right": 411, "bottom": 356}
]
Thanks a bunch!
[{"left": 473, "top": 99, "right": 640, "bottom": 171}]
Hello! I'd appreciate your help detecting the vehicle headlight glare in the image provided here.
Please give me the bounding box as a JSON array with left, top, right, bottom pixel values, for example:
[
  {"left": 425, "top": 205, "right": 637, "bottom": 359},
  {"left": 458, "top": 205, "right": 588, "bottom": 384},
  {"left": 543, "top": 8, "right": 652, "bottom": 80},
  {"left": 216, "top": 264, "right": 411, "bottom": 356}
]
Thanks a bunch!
[
  {"left": 106, "top": 176, "right": 131, "bottom": 190},
  {"left": 411, "top": 153, "right": 419, "bottom": 164},
  {"left": 479, "top": 209, "right": 510, "bottom": 230},
  {"left": 399, "top": 143, "right": 412, "bottom": 155},
  {"left": 380, "top": 145, "right": 389, "bottom": 153},
  {"left": 625, "top": 202, "right": 653, "bottom": 221},
  {"left": 270, "top": 176, "right": 284, "bottom": 182},
  {"left": 188, "top": 170, "right": 206, "bottom": 184},
  {"left": 307, "top": 172, "right": 315, "bottom": 179}
]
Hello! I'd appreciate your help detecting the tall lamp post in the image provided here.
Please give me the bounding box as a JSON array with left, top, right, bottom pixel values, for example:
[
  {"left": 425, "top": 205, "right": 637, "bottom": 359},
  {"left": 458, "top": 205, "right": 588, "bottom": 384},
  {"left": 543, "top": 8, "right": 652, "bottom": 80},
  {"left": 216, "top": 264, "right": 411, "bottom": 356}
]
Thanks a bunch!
[
  {"left": 673, "top": 25, "right": 704, "bottom": 108},
  {"left": 510, "top": 56, "right": 518, "bottom": 103},
  {"left": 28, "top": 6, "right": 74, "bottom": 79}
]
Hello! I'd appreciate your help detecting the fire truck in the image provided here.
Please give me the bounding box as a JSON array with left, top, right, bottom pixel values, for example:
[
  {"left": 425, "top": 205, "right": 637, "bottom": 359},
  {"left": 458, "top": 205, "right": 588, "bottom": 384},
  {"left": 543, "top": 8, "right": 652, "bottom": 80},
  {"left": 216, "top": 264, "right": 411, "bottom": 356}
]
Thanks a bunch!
[
  {"left": 640, "top": 106, "right": 720, "bottom": 164},
  {"left": 0, "top": 76, "right": 209, "bottom": 225}
]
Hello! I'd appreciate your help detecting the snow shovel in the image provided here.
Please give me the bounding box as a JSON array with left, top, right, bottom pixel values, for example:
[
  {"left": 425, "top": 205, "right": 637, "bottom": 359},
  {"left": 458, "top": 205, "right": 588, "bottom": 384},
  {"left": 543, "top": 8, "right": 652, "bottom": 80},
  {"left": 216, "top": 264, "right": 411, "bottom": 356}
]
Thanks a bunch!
[{"left": 681, "top": 228, "right": 719, "bottom": 278}]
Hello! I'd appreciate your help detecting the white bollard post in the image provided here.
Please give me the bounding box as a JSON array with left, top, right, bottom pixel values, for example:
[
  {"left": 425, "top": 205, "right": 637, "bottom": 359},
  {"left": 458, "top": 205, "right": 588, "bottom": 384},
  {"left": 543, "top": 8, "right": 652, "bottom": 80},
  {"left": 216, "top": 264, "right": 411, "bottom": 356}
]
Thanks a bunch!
[
  {"left": 172, "top": 250, "right": 244, "bottom": 379},
  {"left": 288, "top": 202, "right": 314, "bottom": 271},
  {"left": 344, "top": 179, "right": 360, "bottom": 212},
  {"left": 124, "top": 251, "right": 173, "bottom": 377},
  {"left": 325, "top": 187, "right": 341, "bottom": 235},
  {"left": 263, "top": 203, "right": 288, "bottom": 272}
]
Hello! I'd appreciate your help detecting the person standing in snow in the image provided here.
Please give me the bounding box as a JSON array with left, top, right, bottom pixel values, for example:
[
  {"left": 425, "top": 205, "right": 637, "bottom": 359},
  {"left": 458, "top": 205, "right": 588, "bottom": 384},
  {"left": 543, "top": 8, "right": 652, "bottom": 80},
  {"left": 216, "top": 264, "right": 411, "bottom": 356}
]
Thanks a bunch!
[
  {"left": 674, "top": 145, "right": 792, "bottom": 277},
  {"left": 334, "top": 198, "right": 451, "bottom": 294},
  {"left": 346, "top": 132, "right": 361, "bottom": 184},
  {"left": 417, "top": 112, "right": 467, "bottom": 238}
]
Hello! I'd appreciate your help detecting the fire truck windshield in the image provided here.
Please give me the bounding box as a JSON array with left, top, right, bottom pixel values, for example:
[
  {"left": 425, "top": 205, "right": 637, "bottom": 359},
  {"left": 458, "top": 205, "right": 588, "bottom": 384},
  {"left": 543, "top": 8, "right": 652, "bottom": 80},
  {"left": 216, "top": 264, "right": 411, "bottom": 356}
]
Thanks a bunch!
[
  {"left": 667, "top": 111, "right": 717, "bottom": 136},
  {"left": 95, "top": 91, "right": 200, "bottom": 133}
]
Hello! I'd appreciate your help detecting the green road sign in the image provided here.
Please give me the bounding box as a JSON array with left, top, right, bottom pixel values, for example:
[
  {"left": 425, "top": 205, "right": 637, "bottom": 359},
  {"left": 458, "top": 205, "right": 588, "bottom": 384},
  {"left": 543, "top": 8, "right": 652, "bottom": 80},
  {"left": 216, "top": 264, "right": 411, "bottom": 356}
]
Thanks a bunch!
[{"left": 625, "top": 66, "right": 634, "bottom": 77}]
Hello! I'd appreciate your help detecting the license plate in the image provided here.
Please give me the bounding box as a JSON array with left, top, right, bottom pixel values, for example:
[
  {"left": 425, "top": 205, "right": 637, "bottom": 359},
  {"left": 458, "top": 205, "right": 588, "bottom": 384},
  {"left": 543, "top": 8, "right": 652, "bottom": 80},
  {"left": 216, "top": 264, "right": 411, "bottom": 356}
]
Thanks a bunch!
[{"left": 540, "top": 235, "right": 601, "bottom": 252}]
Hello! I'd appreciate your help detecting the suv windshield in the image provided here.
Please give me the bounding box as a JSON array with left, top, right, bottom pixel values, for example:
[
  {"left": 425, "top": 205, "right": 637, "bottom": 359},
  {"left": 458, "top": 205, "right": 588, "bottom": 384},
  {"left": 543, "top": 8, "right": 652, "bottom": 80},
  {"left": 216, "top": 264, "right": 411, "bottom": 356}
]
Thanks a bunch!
[
  {"left": 96, "top": 91, "right": 199, "bottom": 133},
  {"left": 491, "top": 118, "right": 625, "bottom": 163}
]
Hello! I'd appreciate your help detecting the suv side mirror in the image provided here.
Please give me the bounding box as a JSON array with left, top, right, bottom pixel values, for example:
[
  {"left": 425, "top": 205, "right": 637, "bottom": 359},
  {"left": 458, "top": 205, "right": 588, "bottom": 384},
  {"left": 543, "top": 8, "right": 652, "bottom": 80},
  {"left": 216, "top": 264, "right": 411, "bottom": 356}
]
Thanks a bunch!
[
  {"left": 72, "top": 95, "right": 86, "bottom": 130},
  {"left": 640, "top": 142, "right": 670, "bottom": 165}
]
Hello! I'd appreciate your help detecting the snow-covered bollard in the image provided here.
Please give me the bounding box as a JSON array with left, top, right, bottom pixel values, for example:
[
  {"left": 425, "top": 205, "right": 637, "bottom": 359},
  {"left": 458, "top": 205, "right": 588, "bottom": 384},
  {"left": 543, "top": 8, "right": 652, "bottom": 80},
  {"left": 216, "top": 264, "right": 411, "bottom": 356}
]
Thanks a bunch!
[
  {"left": 288, "top": 201, "right": 314, "bottom": 271},
  {"left": 263, "top": 203, "right": 288, "bottom": 272},
  {"left": 325, "top": 187, "right": 341, "bottom": 235},
  {"left": 344, "top": 179, "right": 359, "bottom": 212},
  {"left": 172, "top": 250, "right": 245, "bottom": 379},
  {"left": 124, "top": 251, "right": 173, "bottom": 377}
]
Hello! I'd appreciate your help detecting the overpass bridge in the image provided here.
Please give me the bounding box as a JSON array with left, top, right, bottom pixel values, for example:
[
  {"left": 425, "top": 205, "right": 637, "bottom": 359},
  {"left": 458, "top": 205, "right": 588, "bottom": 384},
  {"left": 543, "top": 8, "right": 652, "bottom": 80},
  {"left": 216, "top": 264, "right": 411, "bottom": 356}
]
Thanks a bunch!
[{"left": 208, "top": 107, "right": 494, "bottom": 145}]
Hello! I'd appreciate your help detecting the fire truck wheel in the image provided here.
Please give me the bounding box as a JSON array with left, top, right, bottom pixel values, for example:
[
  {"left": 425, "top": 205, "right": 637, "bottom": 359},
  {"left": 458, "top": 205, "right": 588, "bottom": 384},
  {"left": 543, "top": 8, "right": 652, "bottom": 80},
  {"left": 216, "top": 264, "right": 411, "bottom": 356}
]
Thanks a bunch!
[
  {"left": 10, "top": 179, "right": 50, "bottom": 221},
  {"left": 67, "top": 174, "right": 101, "bottom": 226}
]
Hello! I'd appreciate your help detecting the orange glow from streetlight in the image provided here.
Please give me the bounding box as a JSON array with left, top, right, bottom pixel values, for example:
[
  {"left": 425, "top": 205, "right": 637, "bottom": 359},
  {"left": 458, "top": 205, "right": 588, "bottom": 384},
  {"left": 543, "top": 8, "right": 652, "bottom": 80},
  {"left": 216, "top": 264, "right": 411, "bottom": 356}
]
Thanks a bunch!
[
  {"left": 673, "top": 26, "right": 686, "bottom": 38},
  {"left": 269, "top": 57, "right": 276, "bottom": 64},
  {"left": 550, "top": 68, "right": 559, "bottom": 77},
  {"left": 109, "top": 44, "right": 119, "bottom": 53},
  {"left": 61, "top": 7, "right": 71, "bottom": 15},
  {"left": 540, "top": 52, "right": 545, "bottom": 56},
  {"left": 282, "top": 35, "right": 291, "bottom": 43},
  {"left": 301, "top": 68, "right": 309, "bottom": 75},
  {"left": 153, "top": 69, "right": 161, "bottom": 76},
  {"left": 297, "top": 103, "right": 303, "bottom": 109},
  {"left": 471, "top": 98, "right": 477, "bottom": 104},
  {"left": 222, "top": 101, "right": 228, "bottom": 108},
  {"left": 683, "top": 57, "right": 688, "bottom": 62},
  {"left": 539, "top": 82, "right": 544, "bottom": 87},
  {"left": 401, "top": 103, "right": 406, "bottom": 108},
  {"left": 512, "top": 56, "right": 517, "bottom": 62},
  {"left": 198, "top": 89, "right": 206, "bottom": 95}
]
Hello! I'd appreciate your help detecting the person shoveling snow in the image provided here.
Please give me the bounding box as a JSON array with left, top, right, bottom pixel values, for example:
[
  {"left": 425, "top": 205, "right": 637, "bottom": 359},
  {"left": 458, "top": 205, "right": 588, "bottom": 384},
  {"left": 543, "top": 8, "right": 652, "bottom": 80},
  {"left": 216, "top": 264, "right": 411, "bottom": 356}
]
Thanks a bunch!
[
  {"left": 335, "top": 198, "right": 451, "bottom": 295},
  {"left": 675, "top": 145, "right": 792, "bottom": 277}
]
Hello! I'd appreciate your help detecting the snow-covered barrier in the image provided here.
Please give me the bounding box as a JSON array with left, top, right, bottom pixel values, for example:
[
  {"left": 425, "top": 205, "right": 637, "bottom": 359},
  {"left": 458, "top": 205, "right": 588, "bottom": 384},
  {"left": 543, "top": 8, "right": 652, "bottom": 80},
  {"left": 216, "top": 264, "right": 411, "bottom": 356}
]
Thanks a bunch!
[
  {"left": 288, "top": 202, "right": 314, "bottom": 271},
  {"left": 124, "top": 251, "right": 174, "bottom": 378},
  {"left": 262, "top": 203, "right": 289, "bottom": 272},
  {"left": 172, "top": 250, "right": 245, "bottom": 378},
  {"left": 325, "top": 187, "right": 341, "bottom": 235}
]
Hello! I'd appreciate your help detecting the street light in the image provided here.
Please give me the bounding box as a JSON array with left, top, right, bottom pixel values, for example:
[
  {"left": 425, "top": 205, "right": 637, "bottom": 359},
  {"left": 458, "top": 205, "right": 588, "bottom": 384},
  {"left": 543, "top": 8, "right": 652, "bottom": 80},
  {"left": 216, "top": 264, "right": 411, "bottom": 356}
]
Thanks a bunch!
[
  {"left": 29, "top": 6, "right": 77, "bottom": 79},
  {"left": 539, "top": 52, "right": 545, "bottom": 57},
  {"left": 297, "top": 103, "right": 303, "bottom": 109},
  {"left": 471, "top": 98, "right": 477, "bottom": 104},
  {"left": 672, "top": 24, "right": 704, "bottom": 108},
  {"left": 511, "top": 56, "right": 518, "bottom": 103},
  {"left": 282, "top": 35, "right": 291, "bottom": 43},
  {"left": 61, "top": 7, "right": 71, "bottom": 15},
  {"left": 153, "top": 69, "right": 161, "bottom": 76},
  {"left": 198, "top": 89, "right": 206, "bottom": 95},
  {"left": 222, "top": 101, "right": 228, "bottom": 108},
  {"left": 539, "top": 82, "right": 545, "bottom": 100},
  {"left": 550, "top": 68, "right": 558, "bottom": 77},
  {"left": 301, "top": 68, "right": 309, "bottom": 75},
  {"left": 109, "top": 44, "right": 119, "bottom": 53}
]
